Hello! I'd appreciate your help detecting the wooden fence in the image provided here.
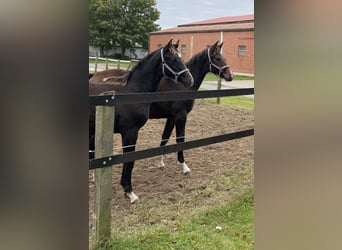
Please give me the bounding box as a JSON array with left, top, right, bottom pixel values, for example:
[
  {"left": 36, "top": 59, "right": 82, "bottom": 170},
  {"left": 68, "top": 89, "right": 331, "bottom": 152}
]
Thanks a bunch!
[
  {"left": 89, "top": 56, "right": 139, "bottom": 72},
  {"left": 89, "top": 88, "right": 254, "bottom": 248}
]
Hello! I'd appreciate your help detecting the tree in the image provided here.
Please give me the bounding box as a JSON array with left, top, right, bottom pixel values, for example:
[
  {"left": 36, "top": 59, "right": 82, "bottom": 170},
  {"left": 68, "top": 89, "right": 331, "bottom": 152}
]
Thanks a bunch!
[
  {"left": 89, "top": 0, "right": 160, "bottom": 58},
  {"left": 89, "top": 0, "right": 118, "bottom": 56}
]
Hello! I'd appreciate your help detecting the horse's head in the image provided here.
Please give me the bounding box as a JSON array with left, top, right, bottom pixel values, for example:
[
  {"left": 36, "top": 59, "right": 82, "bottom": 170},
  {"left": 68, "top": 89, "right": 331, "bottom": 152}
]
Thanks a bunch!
[
  {"left": 208, "top": 41, "right": 233, "bottom": 81},
  {"left": 161, "top": 39, "right": 194, "bottom": 87}
]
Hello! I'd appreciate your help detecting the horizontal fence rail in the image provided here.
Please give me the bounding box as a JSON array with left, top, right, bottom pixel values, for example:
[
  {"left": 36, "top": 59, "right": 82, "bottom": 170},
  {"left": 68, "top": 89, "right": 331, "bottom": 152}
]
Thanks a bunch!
[
  {"left": 89, "top": 87, "right": 254, "bottom": 170},
  {"left": 89, "top": 129, "right": 254, "bottom": 170},
  {"left": 89, "top": 88, "right": 254, "bottom": 106}
]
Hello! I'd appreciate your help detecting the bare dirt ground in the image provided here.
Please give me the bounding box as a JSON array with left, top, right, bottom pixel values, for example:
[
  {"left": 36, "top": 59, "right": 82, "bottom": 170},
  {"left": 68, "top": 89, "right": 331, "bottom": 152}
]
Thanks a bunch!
[{"left": 89, "top": 99, "right": 254, "bottom": 233}]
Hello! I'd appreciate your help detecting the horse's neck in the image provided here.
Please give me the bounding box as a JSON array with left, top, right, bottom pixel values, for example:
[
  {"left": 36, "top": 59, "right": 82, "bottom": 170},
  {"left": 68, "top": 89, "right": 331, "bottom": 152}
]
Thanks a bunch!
[
  {"left": 186, "top": 53, "right": 209, "bottom": 90},
  {"left": 126, "top": 55, "right": 162, "bottom": 92}
]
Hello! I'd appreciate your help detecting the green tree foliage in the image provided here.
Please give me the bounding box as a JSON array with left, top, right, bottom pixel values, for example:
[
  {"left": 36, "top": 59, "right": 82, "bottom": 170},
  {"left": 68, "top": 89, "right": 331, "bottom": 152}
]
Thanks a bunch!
[
  {"left": 89, "top": 0, "right": 118, "bottom": 56},
  {"left": 89, "top": 0, "right": 160, "bottom": 58}
]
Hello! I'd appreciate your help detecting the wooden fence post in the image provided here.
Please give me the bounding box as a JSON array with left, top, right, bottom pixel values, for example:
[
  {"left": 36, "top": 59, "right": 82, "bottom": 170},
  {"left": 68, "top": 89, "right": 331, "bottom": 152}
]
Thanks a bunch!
[
  {"left": 95, "top": 55, "right": 98, "bottom": 72},
  {"left": 105, "top": 58, "right": 109, "bottom": 70},
  {"left": 94, "top": 91, "right": 115, "bottom": 248},
  {"left": 216, "top": 78, "right": 222, "bottom": 104}
]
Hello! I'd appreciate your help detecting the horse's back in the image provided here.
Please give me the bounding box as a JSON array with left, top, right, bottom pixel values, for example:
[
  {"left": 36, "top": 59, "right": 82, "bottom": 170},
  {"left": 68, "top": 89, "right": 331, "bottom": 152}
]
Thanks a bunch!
[
  {"left": 89, "top": 69, "right": 128, "bottom": 83},
  {"left": 89, "top": 82, "right": 120, "bottom": 95}
]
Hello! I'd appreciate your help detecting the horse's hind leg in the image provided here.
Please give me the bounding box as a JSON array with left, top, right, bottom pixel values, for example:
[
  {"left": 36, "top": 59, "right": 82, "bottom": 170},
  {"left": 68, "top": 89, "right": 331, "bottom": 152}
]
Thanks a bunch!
[
  {"left": 159, "top": 118, "right": 175, "bottom": 167},
  {"left": 120, "top": 130, "right": 139, "bottom": 203},
  {"left": 175, "top": 111, "right": 191, "bottom": 174}
]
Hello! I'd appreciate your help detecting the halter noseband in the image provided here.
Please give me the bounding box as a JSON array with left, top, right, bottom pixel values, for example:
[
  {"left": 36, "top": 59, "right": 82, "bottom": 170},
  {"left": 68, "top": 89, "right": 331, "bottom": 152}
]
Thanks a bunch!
[
  {"left": 208, "top": 48, "right": 230, "bottom": 76},
  {"left": 161, "top": 47, "right": 190, "bottom": 82}
]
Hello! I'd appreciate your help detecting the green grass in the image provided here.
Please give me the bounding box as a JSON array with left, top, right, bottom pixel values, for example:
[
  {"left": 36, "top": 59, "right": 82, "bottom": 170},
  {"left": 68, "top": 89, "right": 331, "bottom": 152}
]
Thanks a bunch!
[
  {"left": 99, "top": 188, "right": 254, "bottom": 250},
  {"left": 204, "top": 96, "right": 254, "bottom": 110},
  {"left": 204, "top": 72, "right": 254, "bottom": 81},
  {"left": 199, "top": 88, "right": 254, "bottom": 110}
]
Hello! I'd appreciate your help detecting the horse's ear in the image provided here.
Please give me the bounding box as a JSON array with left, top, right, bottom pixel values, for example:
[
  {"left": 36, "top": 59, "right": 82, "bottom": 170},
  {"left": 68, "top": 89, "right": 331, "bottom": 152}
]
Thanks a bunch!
[
  {"left": 218, "top": 42, "right": 224, "bottom": 49},
  {"left": 174, "top": 39, "right": 180, "bottom": 49},
  {"left": 210, "top": 41, "right": 219, "bottom": 54},
  {"left": 165, "top": 39, "right": 173, "bottom": 51}
]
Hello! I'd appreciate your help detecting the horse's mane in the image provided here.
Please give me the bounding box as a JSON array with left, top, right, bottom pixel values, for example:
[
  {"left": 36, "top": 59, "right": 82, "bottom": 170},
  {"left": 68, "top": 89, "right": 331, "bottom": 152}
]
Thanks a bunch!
[
  {"left": 122, "top": 48, "right": 161, "bottom": 83},
  {"left": 186, "top": 48, "right": 207, "bottom": 68}
]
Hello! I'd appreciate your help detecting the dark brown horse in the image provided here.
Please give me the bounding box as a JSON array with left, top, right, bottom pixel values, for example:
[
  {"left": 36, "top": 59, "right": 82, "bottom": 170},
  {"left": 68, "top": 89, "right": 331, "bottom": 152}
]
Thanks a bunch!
[
  {"left": 89, "top": 68, "right": 128, "bottom": 84},
  {"left": 89, "top": 39, "right": 194, "bottom": 203},
  {"left": 149, "top": 41, "right": 233, "bottom": 173}
]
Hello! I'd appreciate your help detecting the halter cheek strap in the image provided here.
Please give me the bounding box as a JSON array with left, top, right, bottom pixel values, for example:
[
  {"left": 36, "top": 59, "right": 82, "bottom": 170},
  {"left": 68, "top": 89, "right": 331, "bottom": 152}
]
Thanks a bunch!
[
  {"left": 161, "top": 48, "right": 190, "bottom": 82},
  {"left": 208, "top": 48, "right": 230, "bottom": 76}
]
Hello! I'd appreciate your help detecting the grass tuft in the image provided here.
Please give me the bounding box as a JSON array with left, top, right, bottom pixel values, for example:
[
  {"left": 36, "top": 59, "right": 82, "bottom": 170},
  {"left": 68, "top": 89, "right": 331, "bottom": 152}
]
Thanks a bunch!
[
  {"left": 104, "top": 188, "right": 254, "bottom": 250},
  {"left": 204, "top": 96, "right": 254, "bottom": 110}
]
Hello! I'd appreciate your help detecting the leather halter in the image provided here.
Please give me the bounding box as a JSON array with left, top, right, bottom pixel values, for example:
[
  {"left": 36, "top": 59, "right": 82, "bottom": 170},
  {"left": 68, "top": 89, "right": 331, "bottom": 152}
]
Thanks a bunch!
[
  {"left": 208, "top": 48, "right": 230, "bottom": 76},
  {"left": 161, "top": 48, "right": 191, "bottom": 82}
]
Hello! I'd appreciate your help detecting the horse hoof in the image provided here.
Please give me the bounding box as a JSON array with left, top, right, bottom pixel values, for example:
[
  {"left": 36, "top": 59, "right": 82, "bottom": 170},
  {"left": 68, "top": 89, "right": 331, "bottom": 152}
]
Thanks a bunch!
[
  {"left": 158, "top": 156, "right": 165, "bottom": 168},
  {"left": 159, "top": 161, "right": 165, "bottom": 168},
  {"left": 183, "top": 168, "right": 191, "bottom": 174},
  {"left": 125, "top": 192, "right": 139, "bottom": 203},
  {"left": 178, "top": 161, "right": 191, "bottom": 174}
]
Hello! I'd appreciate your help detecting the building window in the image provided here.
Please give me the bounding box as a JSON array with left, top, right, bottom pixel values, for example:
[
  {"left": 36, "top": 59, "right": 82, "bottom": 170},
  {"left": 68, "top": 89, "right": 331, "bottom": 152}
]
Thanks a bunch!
[
  {"left": 181, "top": 44, "right": 186, "bottom": 54},
  {"left": 238, "top": 45, "right": 246, "bottom": 56}
]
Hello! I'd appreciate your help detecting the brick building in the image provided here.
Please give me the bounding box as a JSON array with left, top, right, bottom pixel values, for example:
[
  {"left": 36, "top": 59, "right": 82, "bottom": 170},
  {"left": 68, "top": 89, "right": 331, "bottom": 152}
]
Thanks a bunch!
[{"left": 149, "top": 14, "right": 254, "bottom": 75}]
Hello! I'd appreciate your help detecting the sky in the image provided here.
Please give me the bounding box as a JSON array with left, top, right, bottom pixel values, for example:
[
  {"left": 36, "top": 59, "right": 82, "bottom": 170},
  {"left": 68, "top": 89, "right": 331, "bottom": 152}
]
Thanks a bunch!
[{"left": 155, "top": 0, "right": 254, "bottom": 29}]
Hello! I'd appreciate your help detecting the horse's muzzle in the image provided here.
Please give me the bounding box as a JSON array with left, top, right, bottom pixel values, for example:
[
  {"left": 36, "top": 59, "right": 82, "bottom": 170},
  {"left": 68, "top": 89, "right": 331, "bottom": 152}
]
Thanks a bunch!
[
  {"left": 182, "top": 71, "right": 194, "bottom": 87},
  {"left": 224, "top": 72, "right": 233, "bottom": 82}
]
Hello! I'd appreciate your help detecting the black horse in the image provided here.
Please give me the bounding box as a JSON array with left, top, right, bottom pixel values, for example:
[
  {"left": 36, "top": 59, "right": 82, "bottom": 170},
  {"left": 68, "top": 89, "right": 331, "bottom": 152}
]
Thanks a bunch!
[
  {"left": 89, "top": 39, "right": 194, "bottom": 203},
  {"left": 149, "top": 41, "right": 233, "bottom": 173}
]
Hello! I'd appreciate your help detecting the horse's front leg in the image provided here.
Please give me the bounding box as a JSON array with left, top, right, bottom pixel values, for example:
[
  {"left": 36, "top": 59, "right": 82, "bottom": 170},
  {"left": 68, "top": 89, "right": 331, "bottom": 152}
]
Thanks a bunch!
[
  {"left": 175, "top": 111, "right": 191, "bottom": 174},
  {"left": 120, "top": 130, "right": 139, "bottom": 203}
]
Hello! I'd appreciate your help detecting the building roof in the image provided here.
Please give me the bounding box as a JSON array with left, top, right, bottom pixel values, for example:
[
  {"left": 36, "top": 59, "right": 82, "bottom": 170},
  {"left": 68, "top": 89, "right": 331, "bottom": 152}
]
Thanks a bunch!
[
  {"left": 179, "top": 14, "right": 254, "bottom": 27},
  {"left": 150, "top": 14, "right": 254, "bottom": 35},
  {"left": 150, "top": 22, "right": 253, "bottom": 35}
]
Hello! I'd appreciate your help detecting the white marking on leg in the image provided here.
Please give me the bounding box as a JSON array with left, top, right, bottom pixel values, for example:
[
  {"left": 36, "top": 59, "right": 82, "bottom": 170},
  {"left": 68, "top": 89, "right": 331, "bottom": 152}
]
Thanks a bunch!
[
  {"left": 126, "top": 192, "right": 139, "bottom": 203},
  {"left": 178, "top": 161, "right": 191, "bottom": 174},
  {"left": 159, "top": 155, "right": 165, "bottom": 167}
]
